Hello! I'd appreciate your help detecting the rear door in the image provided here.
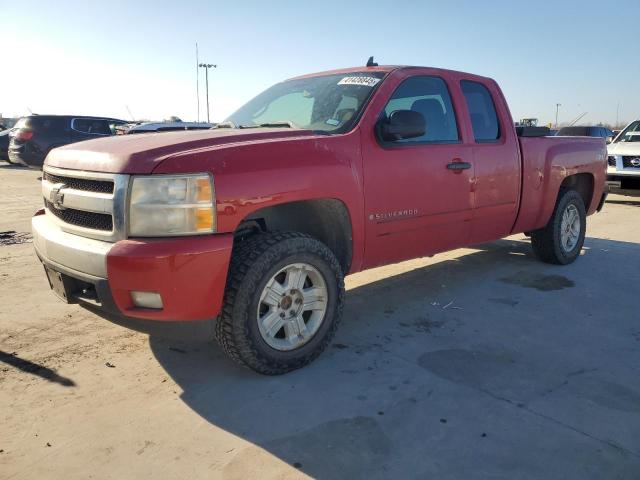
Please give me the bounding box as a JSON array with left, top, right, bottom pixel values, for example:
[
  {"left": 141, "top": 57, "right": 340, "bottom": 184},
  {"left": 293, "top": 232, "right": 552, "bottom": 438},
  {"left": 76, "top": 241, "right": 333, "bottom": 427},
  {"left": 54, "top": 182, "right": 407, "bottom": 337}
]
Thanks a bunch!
[
  {"left": 361, "top": 72, "right": 474, "bottom": 268},
  {"left": 460, "top": 79, "right": 521, "bottom": 244}
]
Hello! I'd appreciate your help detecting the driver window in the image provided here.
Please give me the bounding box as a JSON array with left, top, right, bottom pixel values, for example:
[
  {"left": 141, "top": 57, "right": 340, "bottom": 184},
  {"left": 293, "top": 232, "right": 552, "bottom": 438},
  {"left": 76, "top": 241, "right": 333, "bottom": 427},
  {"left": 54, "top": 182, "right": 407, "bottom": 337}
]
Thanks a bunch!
[{"left": 383, "top": 76, "right": 458, "bottom": 143}]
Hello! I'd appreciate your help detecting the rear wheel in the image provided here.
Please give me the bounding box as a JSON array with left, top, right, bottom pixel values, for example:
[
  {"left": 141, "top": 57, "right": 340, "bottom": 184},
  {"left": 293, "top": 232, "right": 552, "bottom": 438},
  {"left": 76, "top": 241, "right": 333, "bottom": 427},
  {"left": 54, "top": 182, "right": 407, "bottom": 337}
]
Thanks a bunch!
[
  {"left": 531, "top": 189, "right": 586, "bottom": 265},
  {"left": 215, "top": 232, "right": 345, "bottom": 375}
]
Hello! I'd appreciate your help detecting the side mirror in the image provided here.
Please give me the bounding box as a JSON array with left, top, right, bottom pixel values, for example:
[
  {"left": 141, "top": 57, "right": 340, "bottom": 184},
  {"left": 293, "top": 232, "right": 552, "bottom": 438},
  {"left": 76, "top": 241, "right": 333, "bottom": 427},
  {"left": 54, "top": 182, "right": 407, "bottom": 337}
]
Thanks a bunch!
[
  {"left": 606, "top": 136, "right": 613, "bottom": 144},
  {"left": 379, "top": 110, "right": 426, "bottom": 141}
]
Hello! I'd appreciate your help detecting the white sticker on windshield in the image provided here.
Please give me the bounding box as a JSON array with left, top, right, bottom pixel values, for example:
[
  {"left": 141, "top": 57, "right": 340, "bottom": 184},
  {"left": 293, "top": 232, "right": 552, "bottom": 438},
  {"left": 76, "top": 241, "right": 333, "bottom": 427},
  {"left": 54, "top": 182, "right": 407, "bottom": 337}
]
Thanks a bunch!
[{"left": 338, "top": 76, "right": 380, "bottom": 87}]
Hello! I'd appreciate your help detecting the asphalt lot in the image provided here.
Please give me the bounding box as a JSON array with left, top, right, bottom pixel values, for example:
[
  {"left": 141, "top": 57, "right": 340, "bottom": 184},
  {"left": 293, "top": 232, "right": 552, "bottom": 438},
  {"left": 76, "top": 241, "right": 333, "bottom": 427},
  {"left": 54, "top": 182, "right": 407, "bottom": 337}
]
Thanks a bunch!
[{"left": 1, "top": 162, "right": 639, "bottom": 479}]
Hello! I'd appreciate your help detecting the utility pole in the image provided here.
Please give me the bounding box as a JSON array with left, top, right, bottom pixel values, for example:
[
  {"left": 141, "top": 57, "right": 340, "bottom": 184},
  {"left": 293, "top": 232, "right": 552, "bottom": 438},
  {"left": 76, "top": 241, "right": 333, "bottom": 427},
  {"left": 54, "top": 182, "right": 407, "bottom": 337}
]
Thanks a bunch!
[
  {"left": 198, "top": 63, "right": 217, "bottom": 123},
  {"left": 196, "top": 43, "right": 200, "bottom": 123},
  {"left": 555, "top": 103, "right": 561, "bottom": 128}
]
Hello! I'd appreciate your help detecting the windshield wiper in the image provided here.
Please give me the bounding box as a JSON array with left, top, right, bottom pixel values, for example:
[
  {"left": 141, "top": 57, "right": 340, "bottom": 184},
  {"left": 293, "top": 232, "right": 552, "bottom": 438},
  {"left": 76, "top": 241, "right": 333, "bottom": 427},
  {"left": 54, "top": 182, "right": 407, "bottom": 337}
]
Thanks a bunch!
[
  {"left": 238, "top": 121, "right": 298, "bottom": 129},
  {"left": 232, "top": 121, "right": 332, "bottom": 135}
]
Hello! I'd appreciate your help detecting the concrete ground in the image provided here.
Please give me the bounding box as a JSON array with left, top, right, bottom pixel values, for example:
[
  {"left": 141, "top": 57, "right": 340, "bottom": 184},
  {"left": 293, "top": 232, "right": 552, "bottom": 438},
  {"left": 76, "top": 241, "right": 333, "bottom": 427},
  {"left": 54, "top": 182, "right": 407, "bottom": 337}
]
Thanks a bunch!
[{"left": 1, "top": 162, "right": 639, "bottom": 479}]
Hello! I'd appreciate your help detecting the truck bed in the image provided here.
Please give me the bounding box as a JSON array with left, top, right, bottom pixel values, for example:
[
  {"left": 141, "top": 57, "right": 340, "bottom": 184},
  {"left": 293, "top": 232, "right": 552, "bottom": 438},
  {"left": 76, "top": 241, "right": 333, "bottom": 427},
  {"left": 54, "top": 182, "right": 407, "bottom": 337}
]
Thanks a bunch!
[{"left": 513, "top": 135, "right": 607, "bottom": 234}]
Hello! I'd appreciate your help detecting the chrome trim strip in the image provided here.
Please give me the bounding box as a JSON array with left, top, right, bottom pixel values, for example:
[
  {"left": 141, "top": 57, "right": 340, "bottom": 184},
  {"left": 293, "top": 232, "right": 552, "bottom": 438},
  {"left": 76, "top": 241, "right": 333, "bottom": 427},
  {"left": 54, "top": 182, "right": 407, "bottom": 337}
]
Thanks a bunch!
[
  {"left": 42, "top": 180, "right": 113, "bottom": 214},
  {"left": 32, "top": 215, "right": 112, "bottom": 278}
]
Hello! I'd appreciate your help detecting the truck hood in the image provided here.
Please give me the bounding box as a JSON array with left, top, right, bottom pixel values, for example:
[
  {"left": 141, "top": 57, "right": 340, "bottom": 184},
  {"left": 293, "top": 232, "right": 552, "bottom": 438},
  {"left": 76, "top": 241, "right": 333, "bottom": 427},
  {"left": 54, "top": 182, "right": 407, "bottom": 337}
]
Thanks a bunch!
[
  {"left": 607, "top": 142, "right": 640, "bottom": 156},
  {"left": 45, "top": 128, "right": 316, "bottom": 174}
]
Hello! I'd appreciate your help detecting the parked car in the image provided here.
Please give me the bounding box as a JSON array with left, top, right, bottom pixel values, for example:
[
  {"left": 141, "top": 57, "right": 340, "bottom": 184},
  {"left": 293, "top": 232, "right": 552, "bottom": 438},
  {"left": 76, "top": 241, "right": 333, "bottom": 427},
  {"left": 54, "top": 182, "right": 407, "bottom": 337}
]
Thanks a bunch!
[
  {"left": 116, "top": 121, "right": 215, "bottom": 134},
  {"left": 32, "top": 64, "right": 607, "bottom": 374},
  {"left": 556, "top": 125, "right": 614, "bottom": 143},
  {"left": 0, "top": 118, "right": 20, "bottom": 129},
  {"left": 606, "top": 119, "right": 640, "bottom": 190},
  {"left": 8, "top": 115, "right": 127, "bottom": 168},
  {"left": 0, "top": 128, "right": 12, "bottom": 161}
]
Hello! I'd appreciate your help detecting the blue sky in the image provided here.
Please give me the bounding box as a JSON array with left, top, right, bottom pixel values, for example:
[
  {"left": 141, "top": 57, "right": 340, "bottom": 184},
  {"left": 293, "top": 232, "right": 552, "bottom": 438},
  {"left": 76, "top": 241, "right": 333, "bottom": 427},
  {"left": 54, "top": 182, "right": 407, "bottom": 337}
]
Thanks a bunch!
[{"left": 1, "top": 0, "right": 638, "bottom": 126}]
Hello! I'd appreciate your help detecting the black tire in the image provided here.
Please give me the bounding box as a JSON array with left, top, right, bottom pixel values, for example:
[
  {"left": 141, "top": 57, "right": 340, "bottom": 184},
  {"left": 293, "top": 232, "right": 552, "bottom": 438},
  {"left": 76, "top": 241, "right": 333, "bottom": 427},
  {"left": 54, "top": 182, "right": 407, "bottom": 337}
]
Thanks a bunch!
[
  {"left": 531, "top": 189, "right": 586, "bottom": 265},
  {"left": 215, "top": 232, "right": 345, "bottom": 375}
]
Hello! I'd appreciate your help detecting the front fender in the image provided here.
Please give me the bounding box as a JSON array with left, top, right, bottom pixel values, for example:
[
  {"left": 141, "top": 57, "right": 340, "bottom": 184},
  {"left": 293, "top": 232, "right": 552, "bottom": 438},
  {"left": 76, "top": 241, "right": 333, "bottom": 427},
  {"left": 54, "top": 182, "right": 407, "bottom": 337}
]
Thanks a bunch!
[{"left": 152, "top": 132, "right": 366, "bottom": 271}]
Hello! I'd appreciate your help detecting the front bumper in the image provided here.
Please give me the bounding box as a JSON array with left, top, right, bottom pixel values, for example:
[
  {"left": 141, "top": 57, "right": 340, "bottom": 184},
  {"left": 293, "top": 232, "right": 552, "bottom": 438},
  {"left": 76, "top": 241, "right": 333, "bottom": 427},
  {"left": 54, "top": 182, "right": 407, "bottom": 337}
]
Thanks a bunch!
[
  {"left": 607, "top": 162, "right": 640, "bottom": 189},
  {"left": 32, "top": 213, "right": 234, "bottom": 321}
]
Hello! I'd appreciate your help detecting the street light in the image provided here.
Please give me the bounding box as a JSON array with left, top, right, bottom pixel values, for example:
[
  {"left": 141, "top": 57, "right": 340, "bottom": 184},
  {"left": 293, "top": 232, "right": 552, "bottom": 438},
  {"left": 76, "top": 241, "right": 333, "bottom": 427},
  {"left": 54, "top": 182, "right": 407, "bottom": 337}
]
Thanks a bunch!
[
  {"left": 199, "top": 63, "right": 217, "bottom": 123},
  {"left": 555, "top": 103, "right": 561, "bottom": 128}
]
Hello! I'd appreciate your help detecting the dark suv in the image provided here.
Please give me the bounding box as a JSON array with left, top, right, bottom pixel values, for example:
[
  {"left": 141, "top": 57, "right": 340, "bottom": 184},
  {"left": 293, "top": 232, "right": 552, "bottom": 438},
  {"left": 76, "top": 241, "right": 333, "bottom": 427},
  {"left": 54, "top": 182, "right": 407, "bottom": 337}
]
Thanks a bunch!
[{"left": 8, "top": 115, "right": 127, "bottom": 168}]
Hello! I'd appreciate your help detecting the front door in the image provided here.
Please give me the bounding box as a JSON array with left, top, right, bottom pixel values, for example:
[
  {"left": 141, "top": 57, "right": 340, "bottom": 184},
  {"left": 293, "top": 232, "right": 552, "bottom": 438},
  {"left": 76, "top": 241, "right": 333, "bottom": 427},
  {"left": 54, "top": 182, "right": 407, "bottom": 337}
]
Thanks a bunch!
[{"left": 362, "top": 75, "right": 474, "bottom": 269}]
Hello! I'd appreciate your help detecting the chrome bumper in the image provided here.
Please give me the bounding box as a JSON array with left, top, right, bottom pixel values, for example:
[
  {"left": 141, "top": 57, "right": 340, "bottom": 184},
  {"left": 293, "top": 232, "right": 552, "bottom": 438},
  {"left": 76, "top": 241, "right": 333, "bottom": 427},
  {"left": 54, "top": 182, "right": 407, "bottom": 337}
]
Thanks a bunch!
[
  {"left": 31, "top": 214, "right": 113, "bottom": 278},
  {"left": 607, "top": 163, "right": 640, "bottom": 177}
]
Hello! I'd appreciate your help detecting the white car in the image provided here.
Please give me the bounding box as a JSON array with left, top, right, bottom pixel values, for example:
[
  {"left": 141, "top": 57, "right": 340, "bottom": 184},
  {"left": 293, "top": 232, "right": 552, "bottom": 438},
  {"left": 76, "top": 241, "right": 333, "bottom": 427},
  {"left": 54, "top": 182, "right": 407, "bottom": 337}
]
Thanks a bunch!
[
  {"left": 116, "top": 121, "right": 215, "bottom": 135},
  {"left": 607, "top": 120, "right": 640, "bottom": 189}
]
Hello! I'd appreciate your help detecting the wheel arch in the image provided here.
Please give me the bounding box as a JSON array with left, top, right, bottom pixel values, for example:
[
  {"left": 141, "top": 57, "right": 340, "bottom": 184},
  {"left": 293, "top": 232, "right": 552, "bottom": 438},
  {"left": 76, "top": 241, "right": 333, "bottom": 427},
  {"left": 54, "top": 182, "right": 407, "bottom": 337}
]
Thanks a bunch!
[
  {"left": 559, "top": 172, "right": 594, "bottom": 211},
  {"left": 234, "top": 198, "right": 354, "bottom": 274}
]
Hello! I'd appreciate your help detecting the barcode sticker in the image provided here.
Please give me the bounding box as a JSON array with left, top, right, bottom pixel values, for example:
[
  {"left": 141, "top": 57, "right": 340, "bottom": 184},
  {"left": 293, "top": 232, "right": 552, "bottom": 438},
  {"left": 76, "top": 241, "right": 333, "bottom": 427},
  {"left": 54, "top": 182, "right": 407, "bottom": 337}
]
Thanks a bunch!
[{"left": 337, "top": 76, "right": 380, "bottom": 87}]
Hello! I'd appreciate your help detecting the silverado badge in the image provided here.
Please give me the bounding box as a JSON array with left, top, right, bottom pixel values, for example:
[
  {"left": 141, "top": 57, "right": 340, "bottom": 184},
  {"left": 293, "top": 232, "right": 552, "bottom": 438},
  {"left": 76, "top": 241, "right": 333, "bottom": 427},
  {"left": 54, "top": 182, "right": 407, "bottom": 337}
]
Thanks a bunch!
[{"left": 369, "top": 209, "right": 418, "bottom": 222}]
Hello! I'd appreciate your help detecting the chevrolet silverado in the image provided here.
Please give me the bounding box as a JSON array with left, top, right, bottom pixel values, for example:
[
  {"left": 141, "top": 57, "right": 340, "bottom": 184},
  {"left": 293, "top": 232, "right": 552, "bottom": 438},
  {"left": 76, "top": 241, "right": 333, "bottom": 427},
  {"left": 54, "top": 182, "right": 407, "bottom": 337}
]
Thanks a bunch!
[{"left": 32, "top": 64, "right": 607, "bottom": 374}]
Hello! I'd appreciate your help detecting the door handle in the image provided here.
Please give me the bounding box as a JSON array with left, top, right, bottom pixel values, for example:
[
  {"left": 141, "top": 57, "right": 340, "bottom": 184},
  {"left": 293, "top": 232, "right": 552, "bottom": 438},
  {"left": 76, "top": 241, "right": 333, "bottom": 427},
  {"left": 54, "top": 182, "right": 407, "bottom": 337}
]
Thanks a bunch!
[{"left": 446, "top": 161, "right": 472, "bottom": 172}]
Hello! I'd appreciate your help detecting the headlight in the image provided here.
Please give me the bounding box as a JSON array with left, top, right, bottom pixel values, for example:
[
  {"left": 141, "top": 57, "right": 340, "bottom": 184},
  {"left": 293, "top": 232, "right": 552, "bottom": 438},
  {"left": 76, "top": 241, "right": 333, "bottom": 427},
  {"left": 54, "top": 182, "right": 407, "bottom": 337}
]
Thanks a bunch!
[{"left": 129, "top": 174, "right": 215, "bottom": 236}]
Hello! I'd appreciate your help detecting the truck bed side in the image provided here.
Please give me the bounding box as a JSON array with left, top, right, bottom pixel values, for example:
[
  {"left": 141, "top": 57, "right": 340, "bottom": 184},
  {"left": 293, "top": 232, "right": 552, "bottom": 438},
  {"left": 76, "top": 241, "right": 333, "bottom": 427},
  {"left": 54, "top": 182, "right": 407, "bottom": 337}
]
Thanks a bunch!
[{"left": 512, "top": 136, "right": 606, "bottom": 234}]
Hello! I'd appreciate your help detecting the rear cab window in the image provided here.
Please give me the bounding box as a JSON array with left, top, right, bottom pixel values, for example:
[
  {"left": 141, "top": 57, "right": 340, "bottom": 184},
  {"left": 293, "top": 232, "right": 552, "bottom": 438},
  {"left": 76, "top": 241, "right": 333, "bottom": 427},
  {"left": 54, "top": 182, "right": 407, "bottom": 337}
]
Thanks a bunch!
[
  {"left": 461, "top": 80, "right": 500, "bottom": 143},
  {"left": 382, "top": 75, "right": 459, "bottom": 144}
]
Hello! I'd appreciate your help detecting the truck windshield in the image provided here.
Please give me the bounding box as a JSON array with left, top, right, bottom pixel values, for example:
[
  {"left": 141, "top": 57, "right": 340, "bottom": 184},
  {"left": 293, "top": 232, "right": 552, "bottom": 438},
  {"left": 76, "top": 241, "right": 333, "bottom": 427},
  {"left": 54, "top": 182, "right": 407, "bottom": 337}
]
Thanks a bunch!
[
  {"left": 614, "top": 120, "right": 640, "bottom": 143},
  {"left": 224, "top": 72, "right": 386, "bottom": 134}
]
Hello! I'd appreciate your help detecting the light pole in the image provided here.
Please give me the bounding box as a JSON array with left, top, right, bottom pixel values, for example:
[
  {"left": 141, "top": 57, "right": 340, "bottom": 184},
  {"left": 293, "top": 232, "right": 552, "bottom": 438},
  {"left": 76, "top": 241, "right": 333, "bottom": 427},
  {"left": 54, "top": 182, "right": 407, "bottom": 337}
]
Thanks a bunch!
[
  {"left": 199, "top": 63, "right": 217, "bottom": 123},
  {"left": 555, "top": 103, "right": 561, "bottom": 128}
]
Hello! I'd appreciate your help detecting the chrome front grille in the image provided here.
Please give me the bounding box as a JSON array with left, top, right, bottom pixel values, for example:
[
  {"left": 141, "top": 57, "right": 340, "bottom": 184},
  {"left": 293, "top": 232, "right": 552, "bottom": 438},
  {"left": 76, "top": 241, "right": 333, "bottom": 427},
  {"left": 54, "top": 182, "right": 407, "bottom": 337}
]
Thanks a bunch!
[
  {"left": 622, "top": 156, "right": 640, "bottom": 169},
  {"left": 42, "top": 166, "right": 129, "bottom": 242}
]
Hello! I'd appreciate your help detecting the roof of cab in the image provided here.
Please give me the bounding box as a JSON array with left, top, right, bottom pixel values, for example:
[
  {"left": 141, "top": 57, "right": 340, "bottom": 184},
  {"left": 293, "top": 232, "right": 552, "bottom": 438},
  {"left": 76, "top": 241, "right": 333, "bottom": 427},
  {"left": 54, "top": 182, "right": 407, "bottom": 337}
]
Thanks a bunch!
[{"left": 288, "top": 65, "right": 495, "bottom": 83}]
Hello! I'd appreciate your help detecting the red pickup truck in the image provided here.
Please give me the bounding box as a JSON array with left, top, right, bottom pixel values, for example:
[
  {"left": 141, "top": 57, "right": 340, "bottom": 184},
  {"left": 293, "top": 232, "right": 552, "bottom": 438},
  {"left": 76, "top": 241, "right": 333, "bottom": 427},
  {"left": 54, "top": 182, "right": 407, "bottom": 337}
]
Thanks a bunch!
[{"left": 33, "top": 64, "right": 607, "bottom": 374}]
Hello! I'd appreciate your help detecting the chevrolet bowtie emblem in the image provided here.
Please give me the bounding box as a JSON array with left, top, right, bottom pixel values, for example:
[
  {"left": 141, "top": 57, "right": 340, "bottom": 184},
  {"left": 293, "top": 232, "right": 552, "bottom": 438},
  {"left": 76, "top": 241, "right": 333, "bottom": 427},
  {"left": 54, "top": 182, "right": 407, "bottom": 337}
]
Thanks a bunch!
[{"left": 49, "top": 184, "right": 67, "bottom": 210}]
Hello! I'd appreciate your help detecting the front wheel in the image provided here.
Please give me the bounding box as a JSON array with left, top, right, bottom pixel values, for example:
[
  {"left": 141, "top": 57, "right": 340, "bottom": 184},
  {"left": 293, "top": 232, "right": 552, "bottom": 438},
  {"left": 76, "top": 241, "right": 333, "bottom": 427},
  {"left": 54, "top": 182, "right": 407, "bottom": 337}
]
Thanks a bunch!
[
  {"left": 215, "top": 232, "right": 345, "bottom": 375},
  {"left": 531, "top": 189, "right": 586, "bottom": 265}
]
